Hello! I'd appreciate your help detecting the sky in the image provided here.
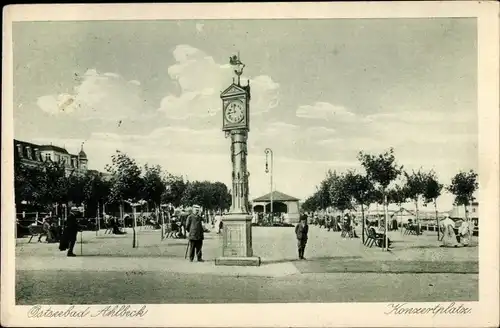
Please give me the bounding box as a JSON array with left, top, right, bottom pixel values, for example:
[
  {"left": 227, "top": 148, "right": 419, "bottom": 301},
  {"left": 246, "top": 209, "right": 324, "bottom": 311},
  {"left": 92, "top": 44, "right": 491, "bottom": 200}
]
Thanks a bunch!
[{"left": 12, "top": 18, "right": 478, "bottom": 211}]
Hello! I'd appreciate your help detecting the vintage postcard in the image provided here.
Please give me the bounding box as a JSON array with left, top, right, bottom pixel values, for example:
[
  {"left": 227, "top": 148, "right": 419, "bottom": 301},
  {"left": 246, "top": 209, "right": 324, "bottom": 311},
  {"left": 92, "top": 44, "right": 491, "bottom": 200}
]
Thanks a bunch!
[{"left": 1, "top": 2, "right": 499, "bottom": 327}]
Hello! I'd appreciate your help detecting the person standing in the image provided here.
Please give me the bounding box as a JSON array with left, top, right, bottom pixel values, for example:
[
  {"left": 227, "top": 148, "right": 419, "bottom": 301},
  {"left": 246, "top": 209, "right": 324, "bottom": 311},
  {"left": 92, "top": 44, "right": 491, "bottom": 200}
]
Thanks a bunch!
[
  {"left": 295, "top": 214, "right": 309, "bottom": 260},
  {"left": 60, "top": 209, "right": 80, "bottom": 257},
  {"left": 39, "top": 217, "right": 51, "bottom": 242},
  {"left": 440, "top": 216, "right": 459, "bottom": 247},
  {"left": 186, "top": 205, "right": 204, "bottom": 262},
  {"left": 458, "top": 219, "right": 474, "bottom": 247}
]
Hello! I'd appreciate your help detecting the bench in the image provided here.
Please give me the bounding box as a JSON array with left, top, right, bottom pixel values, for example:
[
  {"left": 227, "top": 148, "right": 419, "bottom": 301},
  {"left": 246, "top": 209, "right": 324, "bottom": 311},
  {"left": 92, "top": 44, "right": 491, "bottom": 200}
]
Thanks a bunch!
[
  {"left": 104, "top": 221, "right": 114, "bottom": 234},
  {"left": 163, "top": 223, "right": 177, "bottom": 239},
  {"left": 28, "top": 225, "right": 47, "bottom": 243},
  {"left": 404, "top": 225, "right": 420, "bottom": 236}
]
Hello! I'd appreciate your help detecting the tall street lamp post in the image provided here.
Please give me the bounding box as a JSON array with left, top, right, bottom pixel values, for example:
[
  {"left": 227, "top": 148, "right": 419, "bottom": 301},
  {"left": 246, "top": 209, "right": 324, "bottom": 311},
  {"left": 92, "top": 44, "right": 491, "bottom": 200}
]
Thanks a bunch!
[{"left": 264, "top": 148, "right": 274, "bottom": 221}]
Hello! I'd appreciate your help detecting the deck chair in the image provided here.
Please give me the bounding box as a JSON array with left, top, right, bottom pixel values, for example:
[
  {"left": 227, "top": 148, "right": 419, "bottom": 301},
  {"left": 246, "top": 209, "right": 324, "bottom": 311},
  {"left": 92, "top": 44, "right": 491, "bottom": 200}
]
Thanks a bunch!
[
  {"left": 364, "top": 228, "right": 384, "bottom": 248},
  {"left": 28, "top": 225, "right": 46, "bottom": 243}
]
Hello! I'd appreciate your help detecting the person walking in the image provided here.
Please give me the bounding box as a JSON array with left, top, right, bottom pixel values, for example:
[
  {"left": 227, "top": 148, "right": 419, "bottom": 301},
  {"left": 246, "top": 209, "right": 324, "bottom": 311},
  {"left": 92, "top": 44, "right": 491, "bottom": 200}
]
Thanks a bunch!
[
  {"left": 186, "top": 205, "right": 204, "bottom": 262},
  {"left": 295, "top": 214, "right": 309, "bottom": 260}
]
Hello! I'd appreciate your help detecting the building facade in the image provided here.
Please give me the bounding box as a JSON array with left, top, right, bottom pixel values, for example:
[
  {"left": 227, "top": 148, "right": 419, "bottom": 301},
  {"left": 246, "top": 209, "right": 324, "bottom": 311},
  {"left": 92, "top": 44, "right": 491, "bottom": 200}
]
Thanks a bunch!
[
  {"left": 449, "top": 201, "right": 479, "bottom": 227},
  {"left": 14, "top": 139, "right": 88, "bottom": 177}
]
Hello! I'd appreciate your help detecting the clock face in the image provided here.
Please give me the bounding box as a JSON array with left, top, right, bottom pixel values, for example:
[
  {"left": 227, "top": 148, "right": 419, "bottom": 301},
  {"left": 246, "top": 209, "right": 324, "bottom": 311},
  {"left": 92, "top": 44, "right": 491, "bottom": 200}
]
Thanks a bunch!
[{"left": 225, "top": 101, "right": 245, "bottom": 124}]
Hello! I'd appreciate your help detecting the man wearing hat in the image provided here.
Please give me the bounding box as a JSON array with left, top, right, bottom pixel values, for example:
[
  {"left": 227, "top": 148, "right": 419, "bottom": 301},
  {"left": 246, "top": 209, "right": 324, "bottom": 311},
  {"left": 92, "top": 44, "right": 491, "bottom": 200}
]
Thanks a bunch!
[
  {"left": 185, "top": 205, "right": 204, "bottom": 262},
  {"left": 295, "top": 214, "right": 309, "bottom": 260}
]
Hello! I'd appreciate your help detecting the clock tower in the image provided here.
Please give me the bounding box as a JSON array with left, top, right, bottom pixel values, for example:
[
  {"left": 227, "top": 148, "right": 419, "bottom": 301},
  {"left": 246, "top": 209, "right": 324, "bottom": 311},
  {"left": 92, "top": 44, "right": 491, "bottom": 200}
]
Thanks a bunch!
[{"left": 215, "top": 53, "right": 260, "bottom": 266}]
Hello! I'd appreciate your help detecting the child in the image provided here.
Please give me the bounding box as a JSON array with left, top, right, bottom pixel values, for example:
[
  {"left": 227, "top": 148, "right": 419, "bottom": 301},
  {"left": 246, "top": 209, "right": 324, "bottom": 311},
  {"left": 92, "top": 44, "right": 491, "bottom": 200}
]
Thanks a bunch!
[{"left": 295, "top": 214, "right": 309, "bottom": 260}]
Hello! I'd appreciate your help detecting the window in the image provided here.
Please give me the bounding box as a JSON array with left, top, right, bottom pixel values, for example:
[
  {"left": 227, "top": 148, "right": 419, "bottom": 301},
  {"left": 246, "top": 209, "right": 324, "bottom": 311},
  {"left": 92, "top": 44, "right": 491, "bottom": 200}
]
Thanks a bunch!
[
  {"left": 54, "top": 154, "right": 60, "bottom": 162},
  {"left": 45, "top": 154, "right": 50, "bottom": 161},
  {"left": 26, "top": 147, "right": 32, "bottom": 159},
  {"left": 16, "top": 144, "right": 23, "bottom": 157}
]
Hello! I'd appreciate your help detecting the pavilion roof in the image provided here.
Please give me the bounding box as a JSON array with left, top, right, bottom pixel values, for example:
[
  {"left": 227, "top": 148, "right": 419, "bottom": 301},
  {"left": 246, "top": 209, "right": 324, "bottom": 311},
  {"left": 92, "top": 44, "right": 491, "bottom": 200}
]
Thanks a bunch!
[{"left": 253, "top": 191, "right": 300, "bottom": 202}]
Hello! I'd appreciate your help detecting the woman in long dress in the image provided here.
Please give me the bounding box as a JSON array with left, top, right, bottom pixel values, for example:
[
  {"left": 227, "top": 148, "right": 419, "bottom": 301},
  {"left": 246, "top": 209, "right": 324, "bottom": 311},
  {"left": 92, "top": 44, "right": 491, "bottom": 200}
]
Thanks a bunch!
[
  {"left": 459, "top": 220, "right": 474, "bottom": 246},
  {"left": 440, "top": 217, "right": 459, "bottom": 247}
]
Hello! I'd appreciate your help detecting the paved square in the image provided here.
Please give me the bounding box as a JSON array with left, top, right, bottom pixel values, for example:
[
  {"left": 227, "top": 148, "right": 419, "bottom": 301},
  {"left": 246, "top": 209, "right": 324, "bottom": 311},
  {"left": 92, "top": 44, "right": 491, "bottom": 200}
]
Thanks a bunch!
[{"left": 16, "top": 225, "right": 478, "bottom": 304}]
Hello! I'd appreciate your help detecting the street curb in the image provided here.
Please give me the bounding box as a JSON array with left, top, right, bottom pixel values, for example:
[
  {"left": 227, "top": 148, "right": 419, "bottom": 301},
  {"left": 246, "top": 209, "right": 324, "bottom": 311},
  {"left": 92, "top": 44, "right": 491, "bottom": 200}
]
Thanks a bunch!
[{"left": 15, "top": 257, "right": 301, "bottom": 278}]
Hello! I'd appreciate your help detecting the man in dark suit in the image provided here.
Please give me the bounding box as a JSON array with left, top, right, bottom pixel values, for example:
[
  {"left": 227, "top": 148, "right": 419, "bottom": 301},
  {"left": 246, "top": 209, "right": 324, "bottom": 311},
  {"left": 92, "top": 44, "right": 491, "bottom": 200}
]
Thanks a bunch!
[
  {"left": 295, "top": 214, "right": 309, "bottom": 260},
  {"left": 60, "top": 209, "right": 80, "bottom": 257},
  {"left": 185, "top": 205, "right": 204, "bottom": 262}
]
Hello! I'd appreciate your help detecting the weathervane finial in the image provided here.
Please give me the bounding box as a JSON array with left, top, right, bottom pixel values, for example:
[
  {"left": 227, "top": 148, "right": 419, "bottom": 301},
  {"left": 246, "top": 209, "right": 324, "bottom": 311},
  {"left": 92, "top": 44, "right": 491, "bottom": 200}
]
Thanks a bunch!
[{"left": 229, "top": 51, "right": 245, "bottom": 85}]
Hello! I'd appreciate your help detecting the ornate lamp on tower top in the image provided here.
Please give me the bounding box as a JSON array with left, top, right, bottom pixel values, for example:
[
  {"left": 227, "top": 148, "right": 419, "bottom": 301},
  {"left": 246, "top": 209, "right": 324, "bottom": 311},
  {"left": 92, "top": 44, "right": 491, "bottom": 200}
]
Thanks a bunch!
[{"left": 229, "top": 52, "right": 246, "bottom": 86}]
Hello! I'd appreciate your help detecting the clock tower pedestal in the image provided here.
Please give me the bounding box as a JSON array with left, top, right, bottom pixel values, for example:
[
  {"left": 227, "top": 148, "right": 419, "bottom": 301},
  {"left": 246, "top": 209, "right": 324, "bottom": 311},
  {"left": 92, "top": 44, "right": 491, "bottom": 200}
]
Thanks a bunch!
[{"left": 215, "top": 214, "right": 260, "bottom": 266}]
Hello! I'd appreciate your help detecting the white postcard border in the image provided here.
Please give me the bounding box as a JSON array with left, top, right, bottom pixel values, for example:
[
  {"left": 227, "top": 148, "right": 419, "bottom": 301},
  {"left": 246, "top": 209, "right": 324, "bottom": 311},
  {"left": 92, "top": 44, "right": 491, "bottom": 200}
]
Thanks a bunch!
[{"left": 2, "top": 2, "right": 499, "bottom": 327}]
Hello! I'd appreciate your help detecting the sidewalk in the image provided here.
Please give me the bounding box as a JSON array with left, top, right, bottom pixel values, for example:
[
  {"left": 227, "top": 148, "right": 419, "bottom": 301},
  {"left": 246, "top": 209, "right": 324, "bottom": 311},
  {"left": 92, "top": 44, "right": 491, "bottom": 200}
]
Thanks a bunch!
[{"left": 16, "top": 256, "right": 300, "bottom": 277}]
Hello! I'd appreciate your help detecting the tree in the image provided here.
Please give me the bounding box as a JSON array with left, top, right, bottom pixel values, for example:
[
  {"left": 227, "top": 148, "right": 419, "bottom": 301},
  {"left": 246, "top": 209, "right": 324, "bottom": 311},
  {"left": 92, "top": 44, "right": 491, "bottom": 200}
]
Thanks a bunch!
[
  {"left": 301, "top": 194, "right": 320, "bottom": 213},
  {"left": 387, "top": 184, "right": 408, "bottom": 208},
  {"left": 82, "top": 171, "right": 111, "bottom": 218},
  {"left": 328, "top": 172, "right": 353, "bottom": 213},
  {"left": 317, "top": 170, "right": 335, "bottom": 210},
  {"left": 32, "top": 161, "right": 68, "bottom": 212},
  {"left": 344, "top": 170, "right": 376, "bottom": 243},
  {"left": 180, "top": 181, "right": 205, "bottom": 208},
  {"left": 358, "top": 148, "right": 403, "bottom": 250},
  {"left": 105, "top": 151, "right": 145, "bottom": 248},
  {"left": 162, "top": 174, "right": 187, "bottom": 207},
  {"left": 106, "top": 151, "right": 145, "bottom": 207},
  {"left": 142, "top": 164, "right": 166, "bottom": 212},
  {"left": 211, "top": 181, "right": 231, "bottom": 212},
  {"left": 422, "top": 171, "right": 443, "bottom": 240},
  {"left": 447, "top": 170, "right": 478, "bottom": 222},
  {"left": 15, "top": 161, "right": 45, "bottom": 208},
  {"left": 387, "top": 184, "right": 408, "bottom": 232},
  {"left": 404, "top": 169, "right": 428, "bottom": 232}
]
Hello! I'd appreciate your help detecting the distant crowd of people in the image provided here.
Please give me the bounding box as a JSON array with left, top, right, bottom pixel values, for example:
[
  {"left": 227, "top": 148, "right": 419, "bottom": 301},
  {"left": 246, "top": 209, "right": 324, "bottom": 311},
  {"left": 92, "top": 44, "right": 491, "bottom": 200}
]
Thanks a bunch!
[{"left": 23, "top": 204, "right": 475, "bottom": 262}]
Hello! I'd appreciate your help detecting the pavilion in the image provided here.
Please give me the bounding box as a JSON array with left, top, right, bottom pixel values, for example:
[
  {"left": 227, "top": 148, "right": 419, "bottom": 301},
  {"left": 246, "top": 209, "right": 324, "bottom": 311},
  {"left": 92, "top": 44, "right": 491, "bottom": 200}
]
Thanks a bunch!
[{"left": 252, "top": 191, "right": 301, "bottom": 224}]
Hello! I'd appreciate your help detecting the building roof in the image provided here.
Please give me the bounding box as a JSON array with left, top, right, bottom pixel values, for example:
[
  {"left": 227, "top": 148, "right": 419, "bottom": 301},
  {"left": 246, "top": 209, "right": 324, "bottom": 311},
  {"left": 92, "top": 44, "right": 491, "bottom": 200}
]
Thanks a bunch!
[
  {"left": 38, "top": 144, "right": 69, "bottom": 154},
  {"left": 14, "top": 139, "right": 45, "bottom": 162},
  {"left": 79, "top": 149, "right": 87, "bottom": 159},
  {"left": 253, "top": 191, "right": 300, "bottom": 202},
  {"left": 14, "top": 139, "right": 40, "bottom": 149}
]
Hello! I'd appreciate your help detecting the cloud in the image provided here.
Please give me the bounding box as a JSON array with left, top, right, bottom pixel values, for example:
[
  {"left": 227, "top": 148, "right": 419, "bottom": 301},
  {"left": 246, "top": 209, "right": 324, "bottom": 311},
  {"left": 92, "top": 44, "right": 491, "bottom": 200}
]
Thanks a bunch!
[
  {"left": 296, "top": 102, "right": 356, "bottom": 121},
  {"left": 36, "top": 69, "right": 150, "bottom": 121},
  {"left": 158, "top": 45, "right": 280, "bottom": 119},
  {"left": 364, "top": 110, "right": 475, "bottom": 124},
  {"left": 247, "top": 75, "right": 280, "bottom": 114}
]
